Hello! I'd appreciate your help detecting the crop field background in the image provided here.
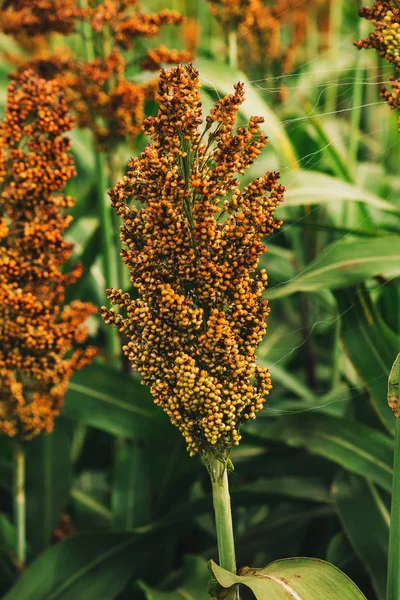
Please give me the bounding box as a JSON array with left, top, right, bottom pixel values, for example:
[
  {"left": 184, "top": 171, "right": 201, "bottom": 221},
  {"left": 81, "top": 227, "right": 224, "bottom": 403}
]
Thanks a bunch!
[{"left": 0, "top": 0, "right": 399, "bottom": 599}]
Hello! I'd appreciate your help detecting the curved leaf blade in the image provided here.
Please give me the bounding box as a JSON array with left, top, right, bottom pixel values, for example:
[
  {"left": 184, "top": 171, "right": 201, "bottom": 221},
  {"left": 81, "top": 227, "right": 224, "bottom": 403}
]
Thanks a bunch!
[
  {"left": 335, "top": 287, "right": 398, "bottom": 432},
  {"left": 247, "top": 413, "right": 393, "bottom": 492},
  {"left": 282, "top": 171, "right": 399, "bottom": 213},
  {"left": 3, "top": 533, "right": 140, "bottom": 600},
  {"left": 211, "top": 557, "right": 367, "bottom": 599},
  {"left": 332, "top": 473, "right": 389, "bottom": 600},
  {"left": 63, "top": 363, "right": 167, "bottom": 439},
  {"left": 267, "top": 237, "right": 400, "bottom": 299}
]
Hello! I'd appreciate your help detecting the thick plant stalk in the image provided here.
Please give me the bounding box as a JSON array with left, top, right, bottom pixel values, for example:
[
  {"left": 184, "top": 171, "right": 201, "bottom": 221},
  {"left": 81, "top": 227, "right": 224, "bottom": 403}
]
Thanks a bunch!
[
  {"left": 13, "top": 443, "right": 26, "bottom": 569},
  {"left": 387, "top": 353, "right": 400, "bottom": 600},
  {"left": 208, "top": 454, "right": 239, "bottom": 600}
]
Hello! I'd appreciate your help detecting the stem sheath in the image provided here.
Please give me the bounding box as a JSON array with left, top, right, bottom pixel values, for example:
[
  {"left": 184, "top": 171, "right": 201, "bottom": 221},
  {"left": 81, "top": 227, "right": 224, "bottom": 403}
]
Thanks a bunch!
[
  {"left": 209, "top": 454, "right": 238, "bottom": 600},
  {"left": 13, "top": 443, "right": 26, "bottom": 569}
]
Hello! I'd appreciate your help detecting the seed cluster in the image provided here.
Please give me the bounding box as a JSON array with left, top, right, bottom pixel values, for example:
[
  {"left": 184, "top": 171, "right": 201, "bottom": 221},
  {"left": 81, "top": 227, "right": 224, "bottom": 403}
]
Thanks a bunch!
[
  {"left": 102, "top": 64, "right": 285, "bottom": 456},
  {"left": 355, "top": 1, "right": 400, "bottom": 129},
  {"left": 1, "top": 0, "right": 192, "bottom": 151},
  {"left": 209, "top": 0, "right": 328, "bottom": 90},
  {"left": 0, "top": 0, "right": 82, "bottom": 36},
  {"left": 0, "top": 71, "right": 97, "bottom": 440}
]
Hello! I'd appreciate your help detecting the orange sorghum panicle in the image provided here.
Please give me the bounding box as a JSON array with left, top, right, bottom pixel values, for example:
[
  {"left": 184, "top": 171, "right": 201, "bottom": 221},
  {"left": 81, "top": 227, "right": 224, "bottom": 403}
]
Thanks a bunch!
[
  {"left": 0, "top": 0, "right": 83, "bottom": 36},
  {"left": 0, "top": 71, "right": 97, "bottom": 440},
  {"left": 355, "top": 1, "right": 400, "bottom": 128},
  {"left": 101, "top": 64, "right": 285, "bottom": 457},
  {"left": 355, "top": 0, "right": 400, "bottom": 69},
  {"left": 2, "top": 1, "right": 193, "bottom": 152},
  {"left": 208, "top": 0, "right": 253, "bottom": 28}
]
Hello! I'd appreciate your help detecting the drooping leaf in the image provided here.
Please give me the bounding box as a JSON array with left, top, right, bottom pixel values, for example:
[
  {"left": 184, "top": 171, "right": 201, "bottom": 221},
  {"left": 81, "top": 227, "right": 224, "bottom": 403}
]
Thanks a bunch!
[
  {"left": 281, "top": 171, "right": 399, "bottom": 214},
  {"left": 25, "top": 418, "right": 73, "bottom": 556},
  {"left": 210, "top": 557, "right": 367, "bottom": 599},
  {"left": 332, "top": 472, "right": 389, "bottom": 600},
  {"left": 247, "top": 413, "right": 393, "bottom": 492},
  {"left": 3, "top": 533, "right": 149, "bottom": 600},
  {"left": 335, "top": 286, "right": 399, "bottom": 432},
  {"left": 266, "top": 237, "right": 400, "bottom": 299},
  {"left": 63, "top": 363, "right": 167, "bottom": 439}
]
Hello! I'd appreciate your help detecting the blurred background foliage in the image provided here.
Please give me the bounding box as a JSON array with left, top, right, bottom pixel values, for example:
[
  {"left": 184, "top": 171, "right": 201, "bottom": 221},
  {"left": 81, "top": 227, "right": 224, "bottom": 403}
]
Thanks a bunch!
[{"left": 0, "top": 0, "right": 399, "bottom": 598}]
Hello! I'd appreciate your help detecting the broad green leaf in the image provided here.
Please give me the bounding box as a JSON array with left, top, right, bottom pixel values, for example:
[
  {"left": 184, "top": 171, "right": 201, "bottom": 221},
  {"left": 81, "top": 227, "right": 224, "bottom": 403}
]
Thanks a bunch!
[
  {"left": 139, "top": 555, "right": 209, "bottom": 599},
  {"left": 281, "top": 171, "right": 399, "bottom": 214},
  {"left": 63, "top": 363, "right": 167, "bottom": 439},
  {"left": 267, "top": 237, "right": 400, "bottom": 299},
  {"left": 247, "top": 413, "right": 393, "bottom": 492},
  {"left": 112, "top": 439, "right": 150, "bottom": 529},
  {"left": 335, "top": 287, "right": 399, "bottom": 432},
  {"left": 332, "top": 473, "right": 389, "bottom": 600},
  {"left": 194, "top": 58, "right": 299, "bottom": 170},
  {"left": 26, "top": 418, "right": 73, "bottom": 556},
  {"left": 3, "top": 533, "right": 147, "bottom": 600},
  {"left": 210, "top": 557, "right": 367, "bottom": 599}
]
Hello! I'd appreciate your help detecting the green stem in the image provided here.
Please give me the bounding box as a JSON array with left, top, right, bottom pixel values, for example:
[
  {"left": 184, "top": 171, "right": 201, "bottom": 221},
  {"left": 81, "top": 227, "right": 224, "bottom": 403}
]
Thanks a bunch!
[
  {"left": 208, "top": 454, "right": 238, "bottom": 600},
  {"left": 96, "top": 150, "right": 120, "bottom": 363},
  {"left": 325, "top": 0, "right": 343, "bottom": 112},
  {"left": 388, "top": 416, "right": 400, "bottom": 600},
  {"left": 227, "top": 30, "right": 238, "bottom": 70},
  {"left": 13, "top": 443, "right": 26, "bottom": 569}
]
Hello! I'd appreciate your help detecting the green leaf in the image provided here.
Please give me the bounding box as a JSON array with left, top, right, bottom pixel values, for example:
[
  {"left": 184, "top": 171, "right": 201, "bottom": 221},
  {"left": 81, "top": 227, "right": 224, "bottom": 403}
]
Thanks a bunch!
[
  {"left": 234, "top": 477, "right": 330, "bottom": 504},
  {"left": 281, "top": 171, "right": 399, "bottom": 214},
  {"left": 247, "top": 413, "right": 393, "bottom": 492},
  {"left": 210, "top": 557, "right": 367, "bottom": 599},
  {"left": 267, "top": 237, "right": 400, "bottom": 299},
  {"left": 332, "top": 473, "right": 389, "bottom": 600},
  {"left": 194, "top": 57, "right": 299, "bottom": 170},
  {"left": 25, "top": 418, "right": 73, "bottom": 556},
  {"left": 3, "top": 533, "right": 146, "bottom": 600},
  {"left": 112, "top": 439, "right": 150, "bottom": 529},
  {"left": 335, "top": 287, "right": 399, "bottom": 432},
  {"left": 139, "top": 555, "right": 210, "bottom": 599},
  {"left": 63, "top": 363, "right": 167, "bottom": 439}
]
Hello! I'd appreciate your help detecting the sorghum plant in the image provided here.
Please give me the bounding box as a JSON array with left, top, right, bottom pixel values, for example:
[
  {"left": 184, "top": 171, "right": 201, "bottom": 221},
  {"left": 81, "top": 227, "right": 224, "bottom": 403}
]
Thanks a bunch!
[
  {"left": 0, "top": 70, "right": 96, "bottom": 565},
  {"left": 102, "top": 64, "right": 369, "bottom": 600},
  {"left": 355, "top": 0, "right": 400, "bottom": 129},
  {"left": 102, "top": 62, "right": 285, "bottom": 587}
]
